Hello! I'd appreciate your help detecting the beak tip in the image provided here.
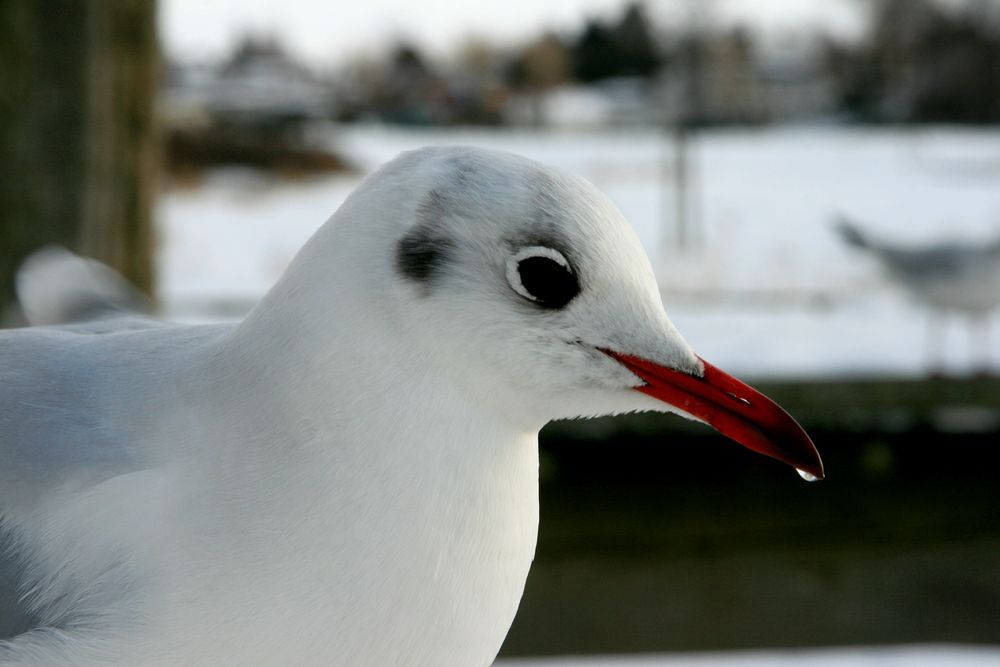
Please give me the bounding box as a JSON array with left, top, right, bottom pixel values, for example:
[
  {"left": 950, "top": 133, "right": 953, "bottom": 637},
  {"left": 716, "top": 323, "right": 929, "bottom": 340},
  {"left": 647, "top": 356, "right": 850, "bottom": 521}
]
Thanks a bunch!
[{"left": 796, "top": 466, "right": 824, "bottom": 482}]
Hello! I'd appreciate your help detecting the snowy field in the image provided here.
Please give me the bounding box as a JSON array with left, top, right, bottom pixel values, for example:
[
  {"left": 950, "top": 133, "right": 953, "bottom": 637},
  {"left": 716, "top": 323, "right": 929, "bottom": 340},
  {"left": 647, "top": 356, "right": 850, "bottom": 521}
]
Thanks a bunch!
[
  {"left": 159, "top": 126, "right": 1000, "bottom": 378},
  {"left": 497, "top": 645, "right": 1000, "bottom": 666}
]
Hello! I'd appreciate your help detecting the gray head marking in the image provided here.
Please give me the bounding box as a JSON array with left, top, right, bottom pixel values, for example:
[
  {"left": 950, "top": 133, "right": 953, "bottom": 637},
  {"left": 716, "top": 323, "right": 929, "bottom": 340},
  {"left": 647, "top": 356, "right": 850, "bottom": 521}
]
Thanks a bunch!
[
  {"left": 528, "top": 173, "right": 574, "bottom": 249},
  {"left": 394, "top": 148, "right": 581, "bottom": 295},
  {"left": 396, "top": 191, "right": 455, "bottom": 287},
  {"left": 394, "top": 152, "right": 496, "bottom": 289},
  {"left": 444, "top": 154, "right": 477, "bottom": 187}
]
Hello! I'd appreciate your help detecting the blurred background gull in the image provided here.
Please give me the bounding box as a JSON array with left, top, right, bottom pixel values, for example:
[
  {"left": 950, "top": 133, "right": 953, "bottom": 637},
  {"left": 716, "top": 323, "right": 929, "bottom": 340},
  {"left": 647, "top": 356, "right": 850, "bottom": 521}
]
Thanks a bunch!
[
  {"left": 835, "top": 215, "right": 1000, "bottom": 374},
  {"left": 1, "top": 0, "right": 999, "bottom": 664}
]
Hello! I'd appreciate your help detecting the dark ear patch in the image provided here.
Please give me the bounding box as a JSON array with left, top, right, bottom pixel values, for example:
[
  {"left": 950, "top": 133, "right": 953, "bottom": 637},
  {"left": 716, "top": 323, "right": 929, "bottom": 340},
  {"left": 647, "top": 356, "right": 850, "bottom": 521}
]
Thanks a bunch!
[
  {"left": 397, "top": 189, "right": 455, "bottom": 286},
  {"left": 396, "top": 228, "right": 451, "bottom": 284}
]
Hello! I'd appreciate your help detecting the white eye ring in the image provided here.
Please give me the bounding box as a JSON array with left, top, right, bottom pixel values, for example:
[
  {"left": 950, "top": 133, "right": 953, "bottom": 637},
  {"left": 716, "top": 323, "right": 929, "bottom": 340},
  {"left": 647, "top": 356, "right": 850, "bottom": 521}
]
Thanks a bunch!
[{"left": 506, "top": 245, "right": 571, "bottom": 302}]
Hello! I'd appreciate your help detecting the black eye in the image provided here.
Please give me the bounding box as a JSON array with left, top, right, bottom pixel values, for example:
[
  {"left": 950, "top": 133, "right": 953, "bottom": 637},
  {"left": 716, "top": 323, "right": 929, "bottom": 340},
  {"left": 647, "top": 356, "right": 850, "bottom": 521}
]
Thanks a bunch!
[{"left": 507, "top": 247, "right": 580, "bottom": 309}]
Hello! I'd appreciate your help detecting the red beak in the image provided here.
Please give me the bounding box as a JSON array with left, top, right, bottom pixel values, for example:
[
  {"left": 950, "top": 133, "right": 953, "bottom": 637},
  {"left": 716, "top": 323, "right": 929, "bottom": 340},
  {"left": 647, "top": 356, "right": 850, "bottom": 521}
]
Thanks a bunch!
[{"left": 603, "top": 350, "right": 824, "bottom": 480}]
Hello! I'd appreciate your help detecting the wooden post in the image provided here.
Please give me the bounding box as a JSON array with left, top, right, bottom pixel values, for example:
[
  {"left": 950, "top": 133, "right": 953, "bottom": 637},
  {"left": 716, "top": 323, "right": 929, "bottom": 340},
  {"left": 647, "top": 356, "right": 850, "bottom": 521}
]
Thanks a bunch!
[
  {"left": 0, "top": 0, "right": 157, "bottom": 313},
  {"left": 79, "top": 0, "right": 158, "bottom": 297},
  {"left": 0, "top": 1, "right": 90, "bottom": 307}
]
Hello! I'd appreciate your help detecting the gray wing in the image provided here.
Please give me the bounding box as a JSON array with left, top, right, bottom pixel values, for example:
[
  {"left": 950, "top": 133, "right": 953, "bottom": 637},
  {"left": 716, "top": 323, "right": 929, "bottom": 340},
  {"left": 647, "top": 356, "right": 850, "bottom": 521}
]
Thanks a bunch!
[
  {"left": 880, "top": 243, "right": 982, "bottom": 281},
  {"left": 0, "top": 249, "right": 162, "bottom": 637},
  {"left": 836, "top": 218, "right": 1000, "bottom": 283},
  {"left": 0, "top": 250, "right": 233, "bottom": 639},
  {"left": 2, "top": 247, "right": 169, "bottom": 509},
  {"left": 0, "top": 317, "right": 238, "bottom": 511},
  {"left": 0, "top": 321, "right": 235, "bottom": 644},
  {"left": 10, "top": 243, "right": 197, "bottom": 486},
  {"left": 0, "top": 327, "right": 146, "bottom": 641},
  {"left": 0, "top": 327, "right": 145, "bottom": 510}
]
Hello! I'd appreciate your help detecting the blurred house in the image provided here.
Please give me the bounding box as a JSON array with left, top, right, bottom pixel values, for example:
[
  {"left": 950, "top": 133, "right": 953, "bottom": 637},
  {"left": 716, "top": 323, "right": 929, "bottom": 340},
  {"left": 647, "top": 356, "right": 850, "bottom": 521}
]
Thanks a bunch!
[
  {"left": 163, "top": 36, "right": 334, "bottom": 131},
  {"left": 162, "top": 37, "right": 349, "bottom": 174},
  {"left": 365, "top": 44, "right": 450, "bottom": 125},
  {"left": 336, "top": 43, "right": 509, "bottom": 126},
  {"left": 159, "top": 0, "right": 1000, "bottom": 136},
  {"left": 505, "top": 78, "right": 653, "bottom": 128}
]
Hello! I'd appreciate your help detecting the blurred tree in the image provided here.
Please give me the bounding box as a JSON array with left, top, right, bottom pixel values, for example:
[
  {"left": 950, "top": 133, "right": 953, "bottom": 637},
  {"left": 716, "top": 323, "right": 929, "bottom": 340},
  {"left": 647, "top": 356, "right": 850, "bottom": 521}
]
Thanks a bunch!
[
  {"left": 378, "top": 43, "right": 444, "bottom": 124},
  {"left": 508, "top": 33, "right": 571, "bottom": 127},
  {"left": 906, "top": 9, "right": 1000, "bottom": 123},
  {"left": 392, "top": 43, "right": 432, "bottom": 80},
  {"left": 671, "top": 0, "right": 716, "bottom": 126},
  {"left": 517, "top": 34, "right": 571, "bottom": 91},
  {"left": 449, "top": 38, "right": 509, "bottom": 125},
  {"left": 0, "top": 0, "right": 157, "bottom": 312},
  {"left": 612, "top": 3, "right": 661, "bottom": 78},
  {"left": 455, "top": 37, "right": 502, "bottom": 81},
  {"left": 844, "top": 0, "right": 1000, "bottom": 123},
  {"left": 572, "top": 3, "right": 663, "bottom": 83},
  {"left": 573, "top": 20, "right": 620, "bottom": 82}
]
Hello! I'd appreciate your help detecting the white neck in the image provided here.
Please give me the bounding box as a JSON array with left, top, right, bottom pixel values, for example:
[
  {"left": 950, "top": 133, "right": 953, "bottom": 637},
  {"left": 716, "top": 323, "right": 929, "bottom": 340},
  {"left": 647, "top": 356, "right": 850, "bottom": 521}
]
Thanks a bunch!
[{"left": 174, "top": 253, "right": 541, "bottom": 666}]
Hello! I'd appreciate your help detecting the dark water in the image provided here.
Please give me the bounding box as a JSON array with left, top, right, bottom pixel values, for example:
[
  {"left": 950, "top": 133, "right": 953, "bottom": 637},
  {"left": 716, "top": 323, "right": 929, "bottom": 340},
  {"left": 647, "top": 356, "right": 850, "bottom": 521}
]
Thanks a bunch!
[{"left": 500, "top": 409, "right": 1000, "bottom": 656}]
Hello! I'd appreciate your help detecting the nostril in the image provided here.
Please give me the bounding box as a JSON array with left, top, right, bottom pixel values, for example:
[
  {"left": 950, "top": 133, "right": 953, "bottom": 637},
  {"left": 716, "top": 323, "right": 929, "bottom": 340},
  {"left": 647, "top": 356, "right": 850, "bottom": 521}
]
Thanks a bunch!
[{"left": 727, "top": 392, "right": 751, "bottom": 407}]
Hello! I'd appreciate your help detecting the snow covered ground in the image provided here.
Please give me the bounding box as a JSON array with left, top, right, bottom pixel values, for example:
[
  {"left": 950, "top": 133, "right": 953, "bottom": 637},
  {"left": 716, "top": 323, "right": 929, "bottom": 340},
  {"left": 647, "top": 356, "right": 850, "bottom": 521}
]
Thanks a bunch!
[
  {"left": 158, "top": 125, "right": 1000, "bottom": 378},
  {"left": 497, "top": 645, "right": 1000, "bottom": 666}
]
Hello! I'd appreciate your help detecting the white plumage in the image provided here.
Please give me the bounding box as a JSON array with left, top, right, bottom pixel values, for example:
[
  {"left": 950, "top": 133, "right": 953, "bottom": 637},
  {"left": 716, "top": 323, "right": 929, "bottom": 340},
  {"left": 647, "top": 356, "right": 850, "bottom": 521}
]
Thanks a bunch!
[{"left": 0, "top": 147, "right": 819, "bottom": 666}]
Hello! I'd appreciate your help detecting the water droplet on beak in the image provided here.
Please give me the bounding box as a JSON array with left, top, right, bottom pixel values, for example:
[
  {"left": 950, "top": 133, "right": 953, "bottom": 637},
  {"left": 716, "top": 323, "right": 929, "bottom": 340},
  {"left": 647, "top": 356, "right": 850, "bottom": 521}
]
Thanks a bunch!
[{"left": 797, "top": 468, "right": 819, "bottom": 482}]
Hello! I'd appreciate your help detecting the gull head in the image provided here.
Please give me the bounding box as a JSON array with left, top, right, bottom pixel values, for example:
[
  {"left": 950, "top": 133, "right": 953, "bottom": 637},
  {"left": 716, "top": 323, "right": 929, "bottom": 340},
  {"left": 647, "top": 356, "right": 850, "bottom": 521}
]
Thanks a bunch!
[{"left": 297, "top": 146, "right": 823, "bottom": 479}]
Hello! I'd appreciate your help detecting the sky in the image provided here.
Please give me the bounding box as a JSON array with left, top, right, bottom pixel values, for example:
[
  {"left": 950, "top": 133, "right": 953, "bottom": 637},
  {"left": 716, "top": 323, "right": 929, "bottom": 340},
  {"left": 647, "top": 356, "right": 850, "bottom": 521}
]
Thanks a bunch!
[{"left": 159, "top": 0, "right": 866, "bottom": 67}]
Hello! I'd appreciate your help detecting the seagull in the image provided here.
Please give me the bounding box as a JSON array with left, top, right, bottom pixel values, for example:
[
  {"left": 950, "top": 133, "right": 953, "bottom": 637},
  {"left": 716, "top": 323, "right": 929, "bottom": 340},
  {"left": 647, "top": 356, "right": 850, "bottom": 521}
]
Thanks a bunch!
[
  {"left": 836, "top": 215, "right": 1000, "bottom": 373},
  {"left": 0, "top": 147, "right": 822, "bottom": 666}
]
